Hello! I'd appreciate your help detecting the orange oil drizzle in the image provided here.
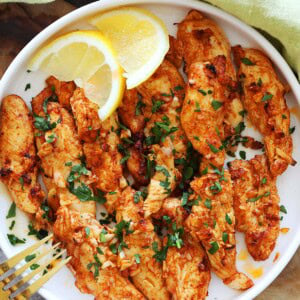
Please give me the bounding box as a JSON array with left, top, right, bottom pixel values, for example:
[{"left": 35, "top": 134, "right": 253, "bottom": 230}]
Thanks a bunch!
[
  {"left": 243, "top": 262, "right": 264, "bottom": 279},
  {"left": 238, "top": 249, "right": 249, "bottom": 261},
  {"left": 290, "top": 106, "right": 300, "bottom": 122},
  {"left": 280, "top": 227, "right": 290, "bottom": 234},
  {"left": 273, "top": 252, "right": 280, "bottom": 263}
]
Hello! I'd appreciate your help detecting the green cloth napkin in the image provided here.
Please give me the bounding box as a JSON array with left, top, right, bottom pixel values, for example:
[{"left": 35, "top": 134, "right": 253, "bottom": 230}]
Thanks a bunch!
[{"left": 203, "top": 0, "right": 300, "bottom": 80}]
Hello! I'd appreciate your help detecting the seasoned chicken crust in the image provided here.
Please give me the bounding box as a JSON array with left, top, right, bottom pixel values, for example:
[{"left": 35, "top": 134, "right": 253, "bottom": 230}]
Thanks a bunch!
[
  {"left": 229, "top": 155, "right": 280, "bottom": 260},
  {"left": 232, "top": 45, "right": 295, "bottom": 176}
]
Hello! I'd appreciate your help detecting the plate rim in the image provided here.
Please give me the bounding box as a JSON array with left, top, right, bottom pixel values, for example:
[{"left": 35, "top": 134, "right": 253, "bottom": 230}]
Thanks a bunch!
[{"left": 0, "top": 0, "right": 299, "bottom": 299}]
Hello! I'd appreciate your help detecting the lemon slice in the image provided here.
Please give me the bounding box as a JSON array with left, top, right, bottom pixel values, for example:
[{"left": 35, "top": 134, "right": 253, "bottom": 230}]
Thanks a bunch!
[
  {"left": 90, "top": 7, "right": 169, "bottom": 89},
  {"left": 28, "top": 31, "right": 125, "bottom": 120}
]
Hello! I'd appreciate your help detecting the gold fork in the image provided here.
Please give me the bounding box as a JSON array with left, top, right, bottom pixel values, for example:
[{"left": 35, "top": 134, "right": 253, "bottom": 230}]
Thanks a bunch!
[{"left": 0, "top": 234, "right": 71, "bottom": 299}]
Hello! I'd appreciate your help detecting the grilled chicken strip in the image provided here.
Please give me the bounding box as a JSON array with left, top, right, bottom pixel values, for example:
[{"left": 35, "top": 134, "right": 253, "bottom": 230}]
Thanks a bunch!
[
  {"left": 70, "top": 87, "right": 101, "bottom": 142},
  {"left": 0, "top": 95, "right": 46, "bottom": 228},
  {"left": 229, "top": 154, "right": 280, "bottom": 260},
  {"left": 31, "top": 87, "right": 95, "bottom": 215},
  {"left": 181, "top": 57, "right": 226, "bottom": 169},
  {"left": 176, "top": 10, "right": 244, "bottom": 136},
  {"left": 158, "top": 198, "right": 211, "bottom": 300},
  {"left": 232, "top": 45, "right": 295, "bottom": 176},
  {"left": 46, "top": 76, "right": 76, "bottom": 110},
  {"left": 83, "top": 113, "right": 126, "bottom": 213},
  {"left": 116, "top": 187, "right": 170, "bottom": 300},
  {"left": 53, "top": 206, "right": 145, "bottom": 300},
  {"left": 185, "top": 170, "right": 253, "bottom": 290}
]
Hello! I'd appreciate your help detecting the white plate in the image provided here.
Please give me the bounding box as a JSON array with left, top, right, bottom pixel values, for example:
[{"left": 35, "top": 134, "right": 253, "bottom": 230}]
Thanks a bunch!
[{"left": 0, "top": 0, "right": 300, "bottom": 299}]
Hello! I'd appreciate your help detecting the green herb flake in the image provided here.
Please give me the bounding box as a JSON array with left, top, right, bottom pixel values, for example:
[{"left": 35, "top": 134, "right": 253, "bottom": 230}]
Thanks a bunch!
[
  {"left": 241, "top": 57, "right": 255, "bottom": 66},
  {"left": 225, "top": 213, "right": 232, "bottom": 225},
  {"left": 239, "top": 110, "right": 247, "bottom": 117},
  {"left": 208, "top": 241, "right": 219, "bottom": 254},
  {"left": 181, "top": 192, "right": 189, "bottom": 206},
  {"left": 134, "top": 253, "right": 141, "bottom": 264},
  {"left": 289, "top": 126, "right": 296, "bottom": 134},
  {"left": 198, "top": 89, "right": 207, "bottom": 96},
  {"left": 280, "top": 205, "right": 287, "bottom": 214},
  {"left": 9, "top": 220, "right": 16, "bottom": 230},
  {"left": 194, "top": 102, "right": 201, "bottom": 112},
  {"left": 174, "top": 85, "right": 183, "bottom": 91},
  {"left": 211, "top": 100, "right": 223, "bottom": 111},
  {"left": 100, "top": 229, "right": 107, "bottom": 242},
  {"left": 247, "top": 191, "right": 270, "bottom": 203},
  {"left": 25, "top": 254, "right": 36, "bottom": 262},
  {"left": 134, "top": 191, "right": 142, "bottom": 203},
  {"left": 210, "top": 181, "right": 222, "bottom": 194},
  {"left": 194, "top": 136, "right": 200, "bottom": 141},
  {"left": 135, "top": 97, "right": 146, "bottom": 116},
  {"left": 239, "top": 151, "right": 246, "bottom": 160},
  {"left": 204, "top": 198, "right": 212, "bottom": 209},
  {"left": 206, "top": 141, "right": 220, "bottom": 153},
  {"left": 201, "top": 167, "right": 208, "bottom": 175},
  {"left": 97, "top": 247, "right": 104, "bottom": 255},
  {"left": 222, "top": 232, "right": 228, "bottom": 243},
  {"left": 235, "top": 122, "right": 245, "bottom": 134},
  {"left": 25, "top": 83, "right": 31, "bottom": 91},
  {"left": 30, "top": 263, "right": 40, "bottom": 270},
  {"left": 7, "top": 234, "right": 25, "bottom": 246},
  {"left": 109, "top": 191, "right": 117, "bottom": 195},
  {"left": 85, "top": 227, "right": 90, "bottom": 237},
  {"left": 6, "top": 202, "right": 16, "bottom": 219},
  {"left": 282, "top": 114, "right": 287, "bottom": 119},
  {"left": 261, "top": 177, "right": 267, "bottom": 185},
  {"left": 261, "top": 93, "right": 273, "bottom": 102},
  {"left": 257, "top": 78, "right": 263, "bottom": 86}
]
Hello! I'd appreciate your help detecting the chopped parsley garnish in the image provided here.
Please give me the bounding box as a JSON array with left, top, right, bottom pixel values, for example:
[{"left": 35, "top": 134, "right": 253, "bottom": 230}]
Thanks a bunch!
[
  {"left": 160, "top": 177, "right": 171, "bottom": 195},
  {"left": 211, "top": 100, "right": 223, "bottom": 111},
  {"left": 207, "top": 90, "right": 213, "bottom": 94},
  {"left": 247, "top": 191, "right": 270, "bottom": 203},
  {"left": 261, "top": 93, "right": 273, "bottom": 102},
  {"left": 46, "top": 134, "right": 56, "bottom": 144},
  {"left": 134, "top": 191, "right": 142, "bottom": 203},
  {"left": 225, "top": 213, "right": 232, "bottom": 225},
  {"left": 201, "top": 167, "right": 208, "bottom": 175},
  {"left": 108, "top": 191, "right": 117, "bottom": 195},
  {"left": 146, "top": 157, "right": 155, "bottom": 180},
  {"left": 6, "top": 202, "right": 16, "bottom": 219},
  {"left": 257, "top": 78, "right": 263, "bottom": 86},
  {"left": 208, "top": 241, "right": 219, "bottom": 254},
  {"left": 30, "top": 264, "right": 40, "bottom": 270},
  {"left": 194, "top": 102, "right": 201, "bottom": 112},
  {"left": 280, "top": 205, "right": 287, "bottom": 214},
  {"left": 194, "top": 136, "right": 200, "bottom": 141},
  {"left": 25, "top": 83, "right": 31, "bottom": 91},
  {"left": 239, "top": 110, "right": 247, "bottom": 117},
  {"left": 100, "top": 229, "right": 107, "bottom": 242},
  {"left": 282, "top": 114, "right": 287, "bottom": 119},
  {"left": 239, "top": 150, "right": 246, "bottom": 160},
  {"left": 65, "top": 161, "right": 72, "bottom": 166},
  {"left": 174, "top": 85, "right": 183, "bottom": 91},
  {"left": 289, "top": 126, "right": 295, "bottom": 134},
  {"left": 120, "top": 155, "right": 130, "bottom": 165},
  {"left": 28, "top": 223, "right": 48, "bottom": 240},
  {"left": 206, "top": 141, "right": 220, "bottom": 153},
  {"left": 9, "top": 220, "right": 16, "bottom": 230},
  {"left": 163, "top": 215, "right": 171, "bottom": 224},
  {"left": 204, "top": 198, "right": 212, "bottom": 209},
  {"left": 33, "top": 114, "right": 57, "bottom": 132},
  {"left": 85, "top": 227, "right": 90, "bottom": 237},
  {"left": 222, "top": 232, "right": 228, "bottom": 243},
  {"left": 97, "top": 247, "right": 104, "bottom": 255},
  {"left": 87, "top": 254, "right": 102, "bottom": 278},
  {"left": 241, "top": 57, "right": 255, "bottom": 66},
  {"left": 41, "top": 201, "right": 53, "bottom": 222},
  {"left": 134, "top": 253, "right": 141, "bottom": 264},
  {"left": 7, "top": 234, "right": 25, "bottom": 246},
  {"left": 234, "top": 122, "right": 245, "bottom": 134},
  {"left": 88, "top": 126, "right": 93, "bottom": 131},
  {"left": 135, "top": 95, "right": 146, "bottom": 116},
  {"left": 261, "top": 177, "right": 267, "bottom": 185},
  {"left": 151, "top": 98, "right": 163, "bottom": 113},
  {"left": 25, "top": 254, "right": 36, "bottom": 262},
  {"left": 155, "top": 165, "right": 170, "bottom": 177},
  {"left": 198, "top": 89, "right": 207, "bottom": 96},
  {"left": 210, "top": 181, "right": 222, "bottom": 194},
  {"left": 181, "top": 192, "right": 189, "bottom": 206}
]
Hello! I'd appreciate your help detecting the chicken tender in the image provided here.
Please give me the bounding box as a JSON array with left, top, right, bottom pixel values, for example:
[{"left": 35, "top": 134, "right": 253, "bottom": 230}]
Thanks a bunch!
[
  {"left": 181, "top": 57, "right": 226, "bottom": 169},
  {"left": 158, "top": 198, "right": 211, "bottom": 300},
  {"left": 176, "top": 10, "right": 244, "bottom": 136},
  {"left": 144, "top": 138, "right": 179, "bottom": 217},
  {"left": 232, "top": 46, "right": 294, "bottom": 176},
  {"left": 229, "top": 155, "right": 280, "bottom": 260},
  {"left": 116, "top": 187, "right": 170, "bottom": 300},
  {"left": 46, "top": 76, "right": 76, "bottom": 109},
  {"left": 70, "top": 88, "right": 101, "bottom": 142},
  {"left": 53, "top": 206, "right": 145, "bottom": 300},
  {"left": 0, "top": 95, "right": 47, "bottom": 228},
  {"left": 83, "top": 113, "right": 126, "bottom": 213},
  {"left": 32, "top": 88, "right": 95, "bottom": 215},
  {"left": 185, "top": 171, "right": 253, "bottom": 290}
]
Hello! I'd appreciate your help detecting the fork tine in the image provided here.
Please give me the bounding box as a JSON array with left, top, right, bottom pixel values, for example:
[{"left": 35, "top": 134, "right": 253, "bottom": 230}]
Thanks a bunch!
[
  {"left": 0, "top": 234, "right": 53, "bottom": 271},
  {"left": 6, "top": 249, "right": 66, "bottom": 295},
  {"left": 11, "top": 256, "right": 72, "bottom": 299},
  {"left": 2, "top": 242, "right": 61, "bottom": 290}
]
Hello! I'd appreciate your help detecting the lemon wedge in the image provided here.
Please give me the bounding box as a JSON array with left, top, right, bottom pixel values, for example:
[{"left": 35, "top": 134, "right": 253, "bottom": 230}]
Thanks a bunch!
[
  {"left": 90, "top": 7, "right": 169, "bottom": 89},
  {"left": 28, "top": 31, "right": 125, "bottom": 120}
]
